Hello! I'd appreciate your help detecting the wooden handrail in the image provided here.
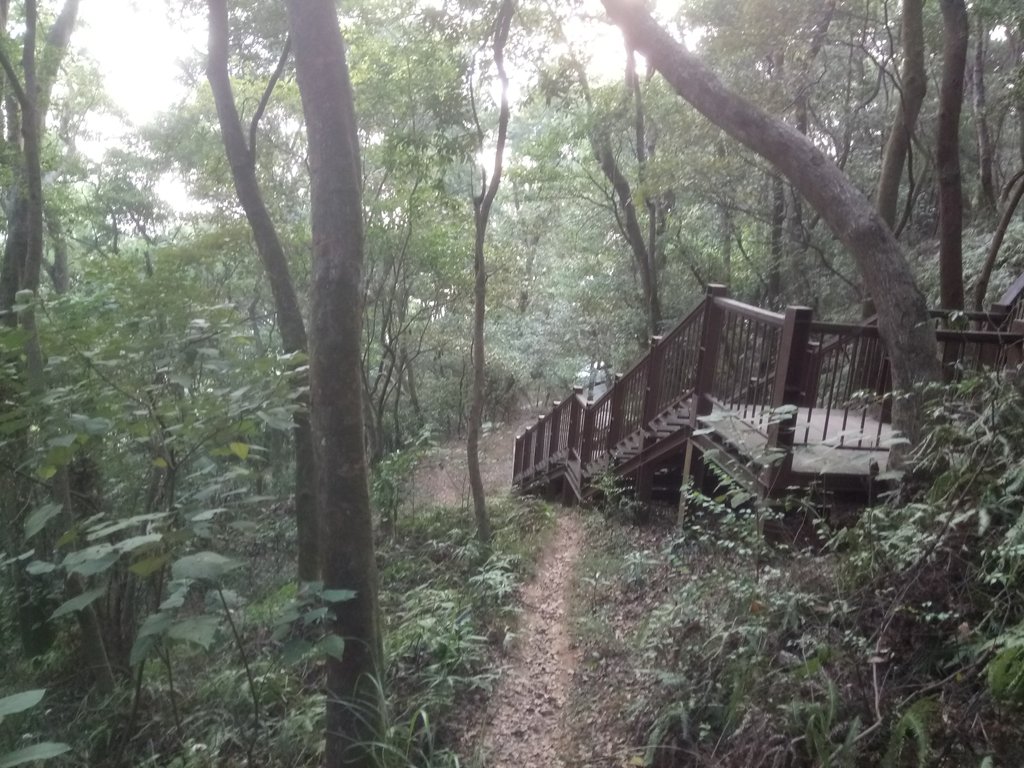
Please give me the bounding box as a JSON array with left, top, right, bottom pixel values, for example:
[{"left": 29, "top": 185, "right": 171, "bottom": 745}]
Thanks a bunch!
[{"left": 714, "top": 296, "right": 785, "bottom": 326}]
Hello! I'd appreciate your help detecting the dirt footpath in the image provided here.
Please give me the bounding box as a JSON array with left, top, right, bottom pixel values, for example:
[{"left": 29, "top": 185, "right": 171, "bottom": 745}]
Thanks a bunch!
[{"left": 479, "top": 512, "right": 584, "bottom": 767}]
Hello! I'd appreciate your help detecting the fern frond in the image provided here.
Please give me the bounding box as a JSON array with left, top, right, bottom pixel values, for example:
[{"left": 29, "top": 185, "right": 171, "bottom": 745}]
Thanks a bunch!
[{"left": 881, "top": 697, "right": 938, "bottom": 768}]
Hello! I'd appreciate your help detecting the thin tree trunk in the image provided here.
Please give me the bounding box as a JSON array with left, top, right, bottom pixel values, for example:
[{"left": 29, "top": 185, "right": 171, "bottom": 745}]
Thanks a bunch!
[
  {"left": 205, "top": 0, "right": 320, "bottom": 582},
  {"left": 768, "top": 172, "right": 785, "bottom": 307},
  {"left": 43, "top": 206, "right": 69, "bottom": 294},
  {"left": 402, "top": 348, "right": 422, "bottom": 422},
  {"left": 973, "top": 173, "right": 1024, "bottom": 310},
  {"left": 937, "top": 0, "right": 969, "bottom": 309},
  {"left": 574, "top": 57, "right": 660, "bottom": 339},
  {"left": 875, "top": 0, "right": 927, "bottom": 229},
  {"left": 56, "top": 466, "right": 115, "bottom": 694},
  {"left": 285, "top": 2, "right": 384, "bottom": 765},
  {"left": 467, "top": 0, "right": 515, "bottom": 546},
  {"left": 973, "top": 14, "right": 996, "bottom": 217},
  {"left": 601, "top": 0, "right": 940, "bottom": 442}
]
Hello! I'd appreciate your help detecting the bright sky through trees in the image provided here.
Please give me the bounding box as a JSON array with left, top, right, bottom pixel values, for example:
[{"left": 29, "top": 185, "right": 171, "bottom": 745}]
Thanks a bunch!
[{"left": 76, "top": 3, "right": 205, "bottom": 127}]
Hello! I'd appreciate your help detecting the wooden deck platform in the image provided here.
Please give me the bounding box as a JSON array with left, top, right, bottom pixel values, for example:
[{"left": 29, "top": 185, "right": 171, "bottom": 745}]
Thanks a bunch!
[{"left": 512, "top": 281, "right": 1024, "bottom": 507}]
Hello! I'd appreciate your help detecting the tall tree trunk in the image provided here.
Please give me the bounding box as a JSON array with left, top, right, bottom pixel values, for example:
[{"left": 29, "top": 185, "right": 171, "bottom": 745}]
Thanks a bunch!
[
  {"left": 973, "top": 14, "right": 996, "bottom": 218},
  {"left": 601, "top": 0, "right": 940, "bottom": 442},
  {"left": 0, "top": 0, "right": 89, "bottom": 665},
  {"left": 467, "top": 0, "right": 514, "bottom": 546},
  {"left": 937, "top": 0, "right": 968, "bottom": 309},
  {"left": 875, "top": 0, "right": 927, "bottom": 229},
  {"left": 284, "top": 2, "right": 384, "bottom": 766},
  {"left": 205, "top": 0, "right": 320, "bottom": 582},
  {"left": 628, "top": 47, "right": 661, "bottom": 336}
]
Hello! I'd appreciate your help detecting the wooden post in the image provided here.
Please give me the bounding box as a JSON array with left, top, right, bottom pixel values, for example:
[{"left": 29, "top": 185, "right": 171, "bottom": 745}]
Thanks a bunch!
[
  {"left": 561, "top": 388, "right": 585, "bottom": 505},
  {"left": 691, "top": 285, "right": 729, "bottom": 426},
  {"left": 534, "top": 415, "right": 546, "bottom": 473},
  {"left": 1008, "top": 319, "right": 1024, "bottom": 366},
  {"left": 765, "top": 305, "right": 813, "bottom": 492},
  {"left": 607, "top": 373, "right": 625, "bottom": 455},
  {"left": 512, "top": 436, "right": 523, "bottom": 485},
  {"left": 579, "top": 399, "right": 596, "bottom": 478},
  {"left": 525, "top": 428, "right": 536, "bottom": 481},
  {"left": 680, "top": 286, "right": 727, "bottom": 519},
  {"left": 800, "top": 341, "right": 821, "bottom": 408},
  {"left": 567, "top": 388, "right": 584, "bottom": 458},
  {"left": 637, "top": 335, "right": 666, "bottom": 502},
  {"left": 548, "top": 401, "right": 562, "bottom": 467}
]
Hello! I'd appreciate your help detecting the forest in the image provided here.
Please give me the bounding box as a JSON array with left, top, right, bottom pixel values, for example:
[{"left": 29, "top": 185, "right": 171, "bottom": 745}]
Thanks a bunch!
[{"left": 1, "top": 0, "right": 1024, "bottom": 766}]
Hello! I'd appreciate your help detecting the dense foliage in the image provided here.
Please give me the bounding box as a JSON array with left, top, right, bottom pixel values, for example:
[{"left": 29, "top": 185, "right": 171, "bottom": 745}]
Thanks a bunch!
[
  {"left": 569, "top": 373, "right": 1024, "bottom": 766},
  {"left": 0, "top": 0, "right": 1022, "bottom": 765}
]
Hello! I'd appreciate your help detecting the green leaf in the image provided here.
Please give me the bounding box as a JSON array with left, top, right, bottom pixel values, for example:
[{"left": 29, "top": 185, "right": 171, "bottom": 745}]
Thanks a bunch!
[
  {"left": 63, "top": 544, "right": 119, "bottom": 576},
  {"left": 281, "top": 638, "right": 313, "bottom": 665},
  {"left": 166, "top": 616, "right": 221, "bottom": 650},
  {"left": 130, "top": 554, "right": 169, "bottom": 577},
  {"left": 0, "top": 742, "right": 71, "bottom": 767},
  {"left": 0, "top": 550, "right": 33, "bottom": 568},
  {"left": 0, "top": 690, "right": 45, "bottom": 717},
  {"left": 25, "top": 561, "right": 56, "bottom": 576},
  {"left": 160, "top": 584, "right": 189, "bottom": 610},
  {"left": 138, "top": 611, "right": 175, "bottom": 640},
  {"left": 129, "top": 634, "right": 158, "bottom": 667},
  {"left": 24, "top": 503, "right": 62, "bottom": 539},
  {"left": 51, "top": 587, "right": 106, "bottom": 619},
  {"left": 229, "top": 442, "right": 250, "bottom": 460},
  {"left": 318, "top": 634, "right": 346, "bottom": 661},
  {"left": 117, "top": 534, "right": 162, "bottom": 554},
  {"left": 37, "top": 465, "right": 57, "bottom": 481},
  {"left": 47, "top": 434, "right": 78, "bottom": 449},
  {"left": 322, "top": 589, "right": 357, "bottom": 604},
  {"left": 302, "top": 607, "right": 329, "bottom": 625},
  {"left": 171, "top": 552, "right": 241, "bottom": 583},
  {"left": 69, "top": 414, "right": 113, "bottom": 436},
  {"left": 129, "top": 612, "right": 175, "bottom": 666},
  {"left": 189, "top": 507, "right": 226, "bottom": 523},
  {"left": 87, "top": 513, "right": 168, "bottom": 541}
]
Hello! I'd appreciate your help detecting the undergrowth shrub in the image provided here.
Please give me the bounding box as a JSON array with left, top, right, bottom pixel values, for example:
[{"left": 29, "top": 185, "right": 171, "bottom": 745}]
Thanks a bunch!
[{"left": 628, "top": 373, "right": 1024, "bottom": 766}]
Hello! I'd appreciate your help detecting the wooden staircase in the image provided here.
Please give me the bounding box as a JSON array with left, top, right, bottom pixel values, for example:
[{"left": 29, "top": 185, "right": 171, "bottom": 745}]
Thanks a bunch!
[{"left": 512, "top": 278, "right": 1024, "bottom": 508}]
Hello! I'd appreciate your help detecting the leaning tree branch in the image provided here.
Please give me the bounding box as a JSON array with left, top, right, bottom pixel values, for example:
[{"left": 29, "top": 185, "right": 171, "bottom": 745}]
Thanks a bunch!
[
  {"left": 249, "top": 33, "right": 292, "bottom": 162},
  {"left": 973, "top": 173, "right": 1024, "bottom": 310}
]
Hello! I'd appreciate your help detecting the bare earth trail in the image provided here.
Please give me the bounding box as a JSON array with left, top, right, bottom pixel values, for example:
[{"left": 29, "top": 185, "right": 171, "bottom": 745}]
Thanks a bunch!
[
  {"left": 411, "top": 413, "right": 586, "bottom": 766},
  {"left": 479, "top": 512, "right": 583, "bottom": 767}
]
